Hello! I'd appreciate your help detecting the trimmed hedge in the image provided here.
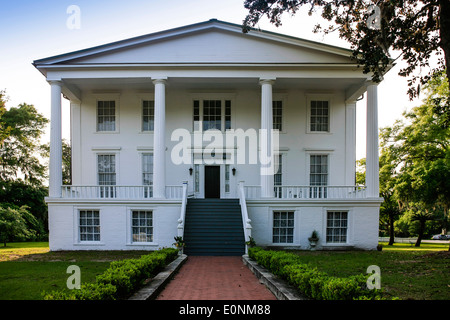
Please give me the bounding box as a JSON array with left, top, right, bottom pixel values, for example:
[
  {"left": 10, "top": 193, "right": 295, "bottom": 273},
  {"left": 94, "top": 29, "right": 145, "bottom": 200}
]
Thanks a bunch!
[
  {"left": 248, "top": 247, "right": 391, "bottom": 300},
  {"left": 43, "top": 248, "right": 179, "bottom": 300}
]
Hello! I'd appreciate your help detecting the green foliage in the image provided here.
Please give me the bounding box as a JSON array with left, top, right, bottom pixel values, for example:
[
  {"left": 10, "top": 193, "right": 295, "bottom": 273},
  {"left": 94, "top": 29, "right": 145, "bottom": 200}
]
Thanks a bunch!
[
  {"left": 0, "top": 97, "right": 49, "bottom": 185},
  {"left": 43, "top": 248, "right": 178, "bottom": 300},
  {"left": 242, "top": 0, "right": 450, "bottom": 101},
  {"left": 0, "top": 205, "right": 38, "bottom": 246},
  {"left": 0, "top": 180, "right": 48, "bottom": 239},
  {"left": 248, "top": 247, "right": 388, "bottom": 300},
  {"left": 379, "top": 71, "right": 450, "bottom": 243}
]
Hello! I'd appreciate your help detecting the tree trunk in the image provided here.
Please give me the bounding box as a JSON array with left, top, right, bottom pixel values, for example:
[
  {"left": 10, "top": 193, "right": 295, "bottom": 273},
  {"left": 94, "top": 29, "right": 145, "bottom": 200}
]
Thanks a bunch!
[
  {"left": 388, "top": 212, "right": 395, "bottom": 245},
  {"left": 439, "top": 0, "right": 450, "bottom": 91},
  {"left": 415, "top": 220, "right": 426, "bottom": 247}
]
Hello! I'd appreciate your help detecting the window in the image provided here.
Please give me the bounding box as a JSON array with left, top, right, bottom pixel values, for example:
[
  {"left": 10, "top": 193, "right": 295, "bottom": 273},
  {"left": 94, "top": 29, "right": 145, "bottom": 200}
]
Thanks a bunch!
[
  {"left": 193, "top": 99, "right": 231, "bottom": 132},
  {"left": 326, "top": 211, "right": 348, "bottom": 243},
  {"left": 273, "top": 100, "right": 283, "bottom": 131},
  {"left": 142, "top": 153, "right": 153, "bottom": 198},
  {"left": 131, "top": 210, "right": 153, "bottom": 243},
  {"left": 273, "top": 211, "right": 294, "bottom": 243},
  {"left": 310, "top": 154, "right": 328, "bottom": 198},
  {"left": 97, "top": 100, "right": 116, "bottom": 131},
  {"left": 274, "top": 154, "right": 282, "bottom": 198},
  {"left": 142, "top": 100, "right": 154, "bottom": 131},
  {"left": 203, "top": 100, "right": 221, "bottom": 131},
  {"left": 98, "top": 154, "right": 116, "bottom": 198},
  {"left": 310, "top": 100, "right": 329, "bottom": 132},
  {"left": 79, "top": 210, "right": 100, "bottom": 242},
  {"left": 225, "top": 165, "right": 230, "bottom": 193},
  {"left": 194, "top": 164, "right": 200, "bottom": 193}
]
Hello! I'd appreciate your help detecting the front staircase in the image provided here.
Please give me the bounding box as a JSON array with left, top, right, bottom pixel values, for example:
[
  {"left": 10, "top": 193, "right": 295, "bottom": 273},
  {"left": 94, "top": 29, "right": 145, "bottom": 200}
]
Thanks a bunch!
[{"left": 183, "top": 199, "right": 245, "bottom": 256}]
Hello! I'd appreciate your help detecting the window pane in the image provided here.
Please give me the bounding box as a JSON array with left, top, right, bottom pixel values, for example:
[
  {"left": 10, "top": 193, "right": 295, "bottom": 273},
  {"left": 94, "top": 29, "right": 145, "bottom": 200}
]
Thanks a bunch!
[
  {"left": 131, "top": 210, "right": 153, "bottom": 242},
  {"left": 79, "top": 210, "right": 100, "bottom": 242},
  {"left": 97, "top": 101, "right": 116, "bottom": 131},
  {"left": 273, "top": 211, "right": 294, "bottom": 243},
  {"left": 203, "top": 100, "right": 222, "bottom": 131},
  {"left": 273, "top": 100, "right": 282, "bottom": 131},
  {"left": 310, "top": 100, "right": 329, "bottom": 132},
  {"left": 142, "top": 100, "right": 154, "bottom": 131},
  {"left": 326, "top": 211, "right": 348, "bottom": 243}
]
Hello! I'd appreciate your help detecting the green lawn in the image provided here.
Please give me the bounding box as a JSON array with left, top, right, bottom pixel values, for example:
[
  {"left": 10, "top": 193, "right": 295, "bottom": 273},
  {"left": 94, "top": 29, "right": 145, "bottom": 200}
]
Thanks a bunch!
[
  {"left": 0, "top": 242, "right": 151, "bottom": 300},
  {"left": 288, "top": 242, "right": 450, "bottom": 300},
  {"left": 0, "top": 241, "right": 449, "bottom": 300}
]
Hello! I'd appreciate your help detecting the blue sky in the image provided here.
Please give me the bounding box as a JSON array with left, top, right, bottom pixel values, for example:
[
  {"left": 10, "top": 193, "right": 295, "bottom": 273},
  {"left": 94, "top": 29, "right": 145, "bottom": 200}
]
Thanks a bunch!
[{"left": 0, "top": 0, "right": 426, "bottom": 159}]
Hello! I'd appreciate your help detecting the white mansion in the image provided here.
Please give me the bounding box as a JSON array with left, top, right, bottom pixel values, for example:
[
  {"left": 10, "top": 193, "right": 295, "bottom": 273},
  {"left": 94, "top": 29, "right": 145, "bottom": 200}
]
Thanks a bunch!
[{"left": 34, "top": 19, "right": 384, "bottom": 254}]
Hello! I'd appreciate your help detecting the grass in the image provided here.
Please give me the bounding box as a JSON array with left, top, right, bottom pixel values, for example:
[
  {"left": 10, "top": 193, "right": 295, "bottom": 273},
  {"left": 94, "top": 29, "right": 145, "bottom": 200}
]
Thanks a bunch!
[
  {"left": 0, "top": 242, "right": 151, "bottom": 300},
  {"left": 287, "top": 242, "right": 450, "bottom": 300},
  {"left": 0, "top": 241, "right": 449, "bottom": 300}
]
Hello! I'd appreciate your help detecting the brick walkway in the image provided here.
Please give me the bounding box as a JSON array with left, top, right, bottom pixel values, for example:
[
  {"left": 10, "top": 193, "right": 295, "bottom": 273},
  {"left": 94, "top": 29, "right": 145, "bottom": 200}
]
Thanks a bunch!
[{"left": 156, "top": 256, "right": 277, "bottom": 300}]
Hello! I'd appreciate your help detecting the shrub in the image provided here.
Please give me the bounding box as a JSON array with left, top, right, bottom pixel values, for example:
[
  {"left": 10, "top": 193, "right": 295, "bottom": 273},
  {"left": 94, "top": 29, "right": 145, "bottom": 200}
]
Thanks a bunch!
[
  {"left": 248, "top": 247, "right": 388, "bottom": 300},
  {"left": 43, "top": 248, "right": 178, "bottom": 300}
]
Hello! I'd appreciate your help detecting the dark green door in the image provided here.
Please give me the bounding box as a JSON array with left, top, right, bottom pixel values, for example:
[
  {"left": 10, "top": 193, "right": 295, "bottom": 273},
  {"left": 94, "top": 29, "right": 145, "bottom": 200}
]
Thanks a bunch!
[{"left": 205, "top": 166, "right": 220, "bottom": 198}]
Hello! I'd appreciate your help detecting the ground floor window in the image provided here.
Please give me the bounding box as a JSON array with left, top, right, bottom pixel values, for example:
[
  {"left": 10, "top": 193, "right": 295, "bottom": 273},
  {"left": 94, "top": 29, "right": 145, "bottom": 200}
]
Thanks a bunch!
[
  {"left": 326, "top": 211, "right": 348, "bottom": 243},
  {"left": 273, "top": 211, "right": 294, "bottom": 243},
  {"left": 79, "top": 210, "right": 100, "bottom": 241},
  {"left": 131, "top": 210, "right": 153, "bottom": 242}
]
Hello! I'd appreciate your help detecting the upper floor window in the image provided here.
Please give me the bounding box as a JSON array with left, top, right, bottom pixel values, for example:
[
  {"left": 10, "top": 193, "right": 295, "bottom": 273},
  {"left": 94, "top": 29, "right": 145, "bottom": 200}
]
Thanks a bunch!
[
  {"left": 310, "top": 154, "right": 328, "bottom": 198},
  {"left": 310, "top": 100, "right": 329, "bottom": 132},
  {"left": 193, "top": 99, "right": 231, "bottom": 132},
  {"left": 142, "top": 100, "right": 154, "bottom": 132},
  {"left": 273, "top": 100, "right": 283, "bottom": 131},
  {"left": 97, "top": 100, "right": 116, "bottom": 132}
]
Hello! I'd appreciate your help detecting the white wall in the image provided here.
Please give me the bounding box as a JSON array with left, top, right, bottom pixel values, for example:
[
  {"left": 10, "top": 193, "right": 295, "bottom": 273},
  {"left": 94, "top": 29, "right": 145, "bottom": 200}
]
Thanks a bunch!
[{"left": 73, "top": 86, "right": 352, "bottom": 192}]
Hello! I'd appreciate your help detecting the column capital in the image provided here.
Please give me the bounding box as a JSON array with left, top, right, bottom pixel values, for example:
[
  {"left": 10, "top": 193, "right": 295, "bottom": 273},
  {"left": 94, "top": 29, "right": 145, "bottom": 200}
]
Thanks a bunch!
[
  {"left": 47, "top": 80, "right": 63, "bottom": 86},
  {"left": 259, "top": 78, "right": 276, "bottom": 86},
  {"left": 152, "top": 77, "right": 168, "bottom": 85}
]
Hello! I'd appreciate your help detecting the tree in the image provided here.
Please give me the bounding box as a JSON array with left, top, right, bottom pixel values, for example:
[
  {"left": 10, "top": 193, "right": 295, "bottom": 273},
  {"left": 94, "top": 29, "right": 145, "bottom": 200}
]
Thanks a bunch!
[
  {"left": 0, "top": 205, "right": 38, "bottom": 246},
  {"left": 242, "top": 0, "right": 450, "bottom": 104},
  {"left": 379, "top": 71, "right": 450, "bottom": 246},
  {"left": 0, "top": 98, "right": 49, "bottom": 185}
]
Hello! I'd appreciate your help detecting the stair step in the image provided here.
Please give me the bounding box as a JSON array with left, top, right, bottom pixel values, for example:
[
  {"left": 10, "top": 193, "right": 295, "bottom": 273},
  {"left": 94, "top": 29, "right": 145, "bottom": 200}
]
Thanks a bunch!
[{"left": 183, "top": 198, "right": 245, "bottom": 256}]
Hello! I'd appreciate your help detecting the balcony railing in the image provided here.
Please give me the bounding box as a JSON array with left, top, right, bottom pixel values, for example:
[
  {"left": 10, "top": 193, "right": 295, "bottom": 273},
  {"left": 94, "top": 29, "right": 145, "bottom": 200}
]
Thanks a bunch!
[
  {"left": 61, "top": 185, "right": 183, "bottom": 200},
  {"left": 244, "top": 185, "right": 367, "bottom": 199}
]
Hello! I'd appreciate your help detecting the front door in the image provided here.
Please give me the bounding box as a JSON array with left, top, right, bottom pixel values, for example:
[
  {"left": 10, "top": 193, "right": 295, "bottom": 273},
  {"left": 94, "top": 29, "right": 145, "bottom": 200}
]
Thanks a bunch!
[{"left": 204, "top": 166, "right": 220, "bottom": 198}]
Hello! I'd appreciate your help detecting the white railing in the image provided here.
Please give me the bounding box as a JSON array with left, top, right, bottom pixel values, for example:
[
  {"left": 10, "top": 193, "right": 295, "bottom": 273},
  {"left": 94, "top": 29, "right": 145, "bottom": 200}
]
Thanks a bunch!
[
  {"left": 177, "top": 182, "right": 189, "bottom": 239},
  {"left": 61, "top": 185, "right": 184, "bottom": 200},
  {"left": 244, "top": 185, "right": 367, "bottom": 199},
  {"left": 238, "top": 181, "right": 252, "bottom": 253}
]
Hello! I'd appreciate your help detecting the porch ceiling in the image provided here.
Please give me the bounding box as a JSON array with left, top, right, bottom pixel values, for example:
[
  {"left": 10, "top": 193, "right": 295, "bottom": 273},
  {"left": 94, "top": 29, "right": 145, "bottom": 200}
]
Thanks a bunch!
[{"left": 63, "top": 76, "right": 367, "bottom": 93}]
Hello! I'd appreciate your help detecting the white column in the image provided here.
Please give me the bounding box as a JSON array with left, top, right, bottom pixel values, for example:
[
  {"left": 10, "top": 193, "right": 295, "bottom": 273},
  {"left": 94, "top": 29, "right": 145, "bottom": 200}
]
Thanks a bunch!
[
  {"left": 49, "top": 80, "right": 63, "bottom": 197},
  {"left": 153, "top": 78, "right": 167, "bottom": 199},
  {"left": 260, "top": 79, "right": 275, "bottom": 198},
  {"left": 345, "top": 101, "right": 357, "bottom": 186},
  {"left": 366, "top": 84, "right": 379, "bottom": 198}
]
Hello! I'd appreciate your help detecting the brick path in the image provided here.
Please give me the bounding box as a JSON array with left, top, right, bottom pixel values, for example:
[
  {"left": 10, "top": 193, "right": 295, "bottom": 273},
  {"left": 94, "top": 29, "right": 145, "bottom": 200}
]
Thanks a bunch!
[{"left": 156, "top": 256, "right": 277, "bottom": 300}]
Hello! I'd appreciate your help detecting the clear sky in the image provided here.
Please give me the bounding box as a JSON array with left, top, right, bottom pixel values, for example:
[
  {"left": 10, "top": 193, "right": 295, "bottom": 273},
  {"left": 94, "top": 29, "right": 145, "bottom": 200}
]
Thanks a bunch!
[{"left": 1, "top": 0, "right": 427, "bottom": 160}]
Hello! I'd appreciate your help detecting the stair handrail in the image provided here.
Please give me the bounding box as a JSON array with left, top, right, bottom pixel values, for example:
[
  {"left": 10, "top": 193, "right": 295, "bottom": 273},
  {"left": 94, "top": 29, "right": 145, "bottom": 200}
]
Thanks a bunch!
[
  {"left": 177, "top": 181, "right": 189, "bottom": 239},
  {"left": 238, "top": 181, "right": 252, "bottom": 254}
]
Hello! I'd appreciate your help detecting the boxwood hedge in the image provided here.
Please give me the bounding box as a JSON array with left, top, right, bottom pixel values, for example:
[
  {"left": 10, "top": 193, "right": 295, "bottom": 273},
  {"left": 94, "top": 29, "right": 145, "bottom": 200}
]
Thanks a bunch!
[
  {"left": 43, "top": 247, "right": 179, "bottom": 300},
  {"left": 248, "top": 247, "right": 391, "bottom": 300}
]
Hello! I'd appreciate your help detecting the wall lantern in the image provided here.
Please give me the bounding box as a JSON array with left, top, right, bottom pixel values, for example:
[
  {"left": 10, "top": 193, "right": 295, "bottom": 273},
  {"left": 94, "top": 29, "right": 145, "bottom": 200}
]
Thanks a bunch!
[
  {"left": 189, "top": 168, "right": 193, "bottom": 175},
  {"left": 232, "top": 168, "right": 236, "bottom": 176}
]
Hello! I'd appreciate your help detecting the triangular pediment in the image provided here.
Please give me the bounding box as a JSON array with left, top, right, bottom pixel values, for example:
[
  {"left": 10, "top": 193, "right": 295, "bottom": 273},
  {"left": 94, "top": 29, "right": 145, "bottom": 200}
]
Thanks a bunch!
[{"left": 34, "top": 19, "right": 354, "bottom": 66}]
